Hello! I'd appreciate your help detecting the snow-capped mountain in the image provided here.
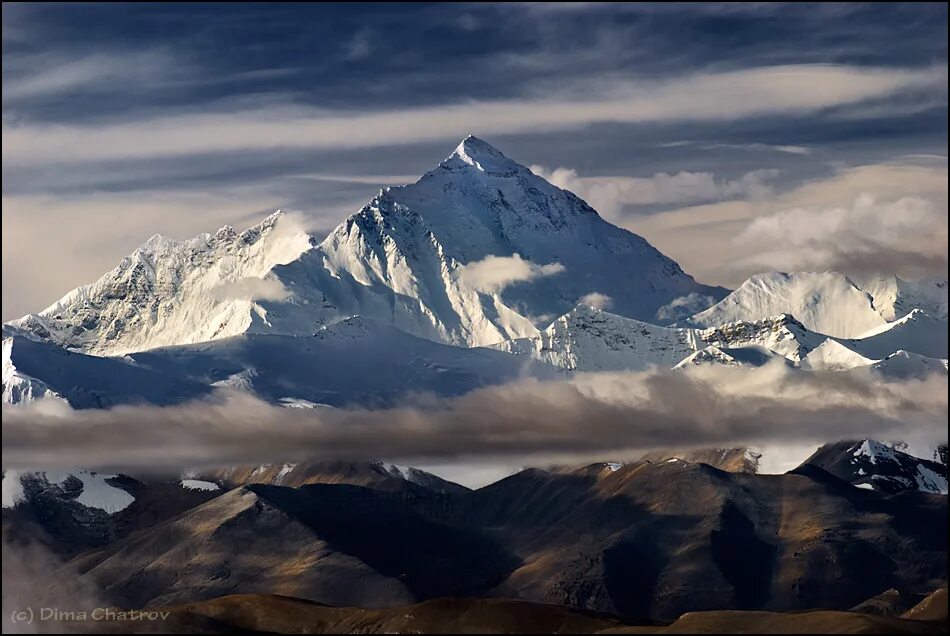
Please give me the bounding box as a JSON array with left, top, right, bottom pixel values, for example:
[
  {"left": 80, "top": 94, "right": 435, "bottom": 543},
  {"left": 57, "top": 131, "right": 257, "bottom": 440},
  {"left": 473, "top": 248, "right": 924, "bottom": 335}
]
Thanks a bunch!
[
  {"left": 2, "top": 317, "right": 557, "bottom": 408},
  {"left": 3, "top": 137, "right": 947, "bottom": 411},
  {"left": 492, "top": 306, "right": 824, "bottom": 372},
  {"left": 490, "top": 304, "right": 697, "bottom": 371},
  {"left": 842, "top": 309, "right": 948, "bottom": 360},
  {"left": 686, "top": 271, "right": 947, "bottom": 339},
  {"left": 8, "top": 137, "right": 726, "bottom": 356},
  {"left": 10, "top": 213, "right": 315, "bottom": 356},
  {"left": 2, "top": 331, "right": 211, "bottom": 408},
  {"left": 802, "top": 440, "right": 948, "bottom": 494}
]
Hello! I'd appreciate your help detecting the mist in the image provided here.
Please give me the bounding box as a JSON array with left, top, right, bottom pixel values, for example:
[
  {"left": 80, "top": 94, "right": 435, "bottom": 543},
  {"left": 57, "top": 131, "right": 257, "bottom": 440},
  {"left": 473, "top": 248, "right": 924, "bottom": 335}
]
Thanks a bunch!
[{"left": 3, "top": 363, "right": 946, "bottom": 474}]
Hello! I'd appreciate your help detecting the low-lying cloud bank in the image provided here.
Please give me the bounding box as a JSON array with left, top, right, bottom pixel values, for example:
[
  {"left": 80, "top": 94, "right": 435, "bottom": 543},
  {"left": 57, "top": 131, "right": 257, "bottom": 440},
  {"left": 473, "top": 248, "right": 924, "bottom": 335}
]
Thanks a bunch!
[{"left": 3, "top": 364, "right": 946, "bottom": 473}]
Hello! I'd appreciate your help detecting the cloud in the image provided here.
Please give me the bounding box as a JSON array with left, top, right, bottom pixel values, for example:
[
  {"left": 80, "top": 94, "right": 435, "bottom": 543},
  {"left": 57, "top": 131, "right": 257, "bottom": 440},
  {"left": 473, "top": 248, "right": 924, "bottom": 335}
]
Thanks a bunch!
[
  {"left": 578, "top": 292, "right": 613, "bottom": 310},
  {"left": 210, "top": 276, "right": 292, "bottom": 302},
  {"left": 2, "top": 49, "right": 182, "bottom": 102},
  {"left": 626, "top": 160, "right": 949, "bottom": 287},
  {"left": 2, "top": 65, "right": 944, "bottom": 166},
  {"left": 343, "top": 28, "right": 377, "bottom": 61},
  {"left": 531, "top": 165, "right": 779, "bottom": 221},
  {"left": 655, "top": 293, "right": 718, "bottom": 323},
  {"left": 732, "top": 193, "right": 948, "bottom": 279},
  {"left": 457, "top": 254, "right": 565, "bottom": 293},
  {"left": 2, "top": 364, "right": 946, "bottom": 472},
  {"left": 660, "top": 141, "right": 811, "bottom": 155}
]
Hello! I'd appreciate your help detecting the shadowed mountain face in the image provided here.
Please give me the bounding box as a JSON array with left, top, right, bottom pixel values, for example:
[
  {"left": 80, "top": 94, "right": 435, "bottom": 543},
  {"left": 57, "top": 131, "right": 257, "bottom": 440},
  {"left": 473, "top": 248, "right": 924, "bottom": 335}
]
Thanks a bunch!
[
  {"left": 800, "top": 440, "right": 948, "bottom": 494},
  {"left": 33, "top": 459, "right": 944, "bottom": 623}
]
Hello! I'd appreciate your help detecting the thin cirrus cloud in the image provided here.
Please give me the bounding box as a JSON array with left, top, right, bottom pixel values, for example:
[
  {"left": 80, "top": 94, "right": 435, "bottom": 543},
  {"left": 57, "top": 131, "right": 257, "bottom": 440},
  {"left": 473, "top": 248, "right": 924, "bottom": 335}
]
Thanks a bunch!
[
  {"left": 659, "top": 141, "right": 812, "bottom": 155},
  {"left": 2, "top": 64, "right": 945, "bottom": 166},
  {"left": 2, "top": 49, "right": 183, "bottom": 101}
]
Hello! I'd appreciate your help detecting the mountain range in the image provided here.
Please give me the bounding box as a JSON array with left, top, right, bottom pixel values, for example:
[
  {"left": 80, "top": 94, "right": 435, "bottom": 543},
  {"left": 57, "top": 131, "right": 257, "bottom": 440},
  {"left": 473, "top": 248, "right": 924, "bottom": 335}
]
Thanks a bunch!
[
  {"left": 3, "top": 137, "right": 947, "bottom": 411},
  {"left": 2, "top": 137, "right": 947, "bottom": 633},
  {"left": 3, "top": 453, "right": 946, "bottom": 627}
]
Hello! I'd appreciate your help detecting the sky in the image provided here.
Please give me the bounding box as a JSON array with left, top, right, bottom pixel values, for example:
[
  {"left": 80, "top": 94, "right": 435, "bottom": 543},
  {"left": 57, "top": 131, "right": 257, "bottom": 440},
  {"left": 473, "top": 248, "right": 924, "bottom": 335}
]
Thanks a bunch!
[{"left": 2, "top": 2, "right": 948, "bottom": 321}]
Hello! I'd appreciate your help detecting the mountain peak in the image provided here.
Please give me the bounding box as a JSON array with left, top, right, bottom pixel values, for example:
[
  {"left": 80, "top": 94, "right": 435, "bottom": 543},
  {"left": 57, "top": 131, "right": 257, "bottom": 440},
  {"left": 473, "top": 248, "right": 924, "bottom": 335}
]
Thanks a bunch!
[{"left": 442, "top": 135, "right": 522, "bottom": 174}]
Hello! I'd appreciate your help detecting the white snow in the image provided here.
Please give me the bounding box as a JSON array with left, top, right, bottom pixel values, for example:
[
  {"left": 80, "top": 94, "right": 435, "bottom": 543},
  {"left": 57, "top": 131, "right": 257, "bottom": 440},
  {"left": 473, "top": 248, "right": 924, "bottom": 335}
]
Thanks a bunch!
[
  {"left": 851, "top": 274, "right": 948, "bottom": 321},
  {"left": 2, "top": 471, "right": 26, "bottom": 508},
  {"left": 852, "top": 440, "right": 900, "bottom": 465},
  {"left": 10, "top": 212, "right": 313, "bottom": 356},
  {"left": 2, "top": 338, "right": 64, "bottom": 405},
  {"left": 914, "top": 463, "right": 948, "bottom": 494},
  {"left": 870, "top": 350, "right": 949, "bottom": 379},
  {"left": 180, "top": 479, "right": 220, "bottom": 492},
  {"left": 495, "top": 307, "right": 819, "bottom": 372},
  {"left": 801, "top": 338, "right": 876, "bottom": 371},
  {"left": 854, "top": 483, "right": 876, "bottom": 490},
  {"left": 687, "top": 272, "right": 888, "bottom": 338},
  {"left": 43, "top": 471, "right": 135, "bottom": 513},
  {"left": 493, "top": 305, "right": 695, "bottom": 371},
  {"left": 274, "top": 464, "right": 295, "bottom": 483},
  {"left": 844, "top": 309, "right": 948, "bottom": 359}
]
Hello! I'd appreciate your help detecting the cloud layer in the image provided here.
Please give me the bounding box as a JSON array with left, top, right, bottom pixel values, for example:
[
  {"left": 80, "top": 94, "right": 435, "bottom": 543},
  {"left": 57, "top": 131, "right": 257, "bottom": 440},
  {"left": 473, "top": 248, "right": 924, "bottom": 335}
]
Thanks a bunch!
[{"left": 3, "top": 364, "right": 946, "bottom": 473}]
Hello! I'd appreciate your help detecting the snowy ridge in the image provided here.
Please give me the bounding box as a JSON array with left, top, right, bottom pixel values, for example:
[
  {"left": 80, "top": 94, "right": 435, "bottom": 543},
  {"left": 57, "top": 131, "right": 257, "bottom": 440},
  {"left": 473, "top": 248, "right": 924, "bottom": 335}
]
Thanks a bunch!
[
  {"left": 687, "top": 272, "right": 887, "bottom": 338},
  {"left": 10, "top": 212, "right": 314, "bottom": 356},
  {"left": 851, "top": 274, "right": 948, "bottom": 321},
  {"left": 869, "top": 350, "right": 949, "bottom": 379},
  {"left": 688, "top": 271, "right": 948, "bottom": 340},
  {"left": 801, "top": 339, "right": 876, "bottom": 371},
  {"left": 493, "top": 306, "right": 825, "bottom": 372},
  {"left": 844, "top": 309, "right": 948, "bottom": 359},
  {"left": 696, "top": 313, "right": 825, "bottom": 363},
  {"left": 2, "top": 332, "right": 210, "bottom": 407},
  {"left": 491, "top": 305, "right": 696, "bottom": 371},
  {"left": 2, "top": 337, "right": 63, "bottom": 404},
  {"left": 849, "top": 441, "right": 948, "bottom": 494}
]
